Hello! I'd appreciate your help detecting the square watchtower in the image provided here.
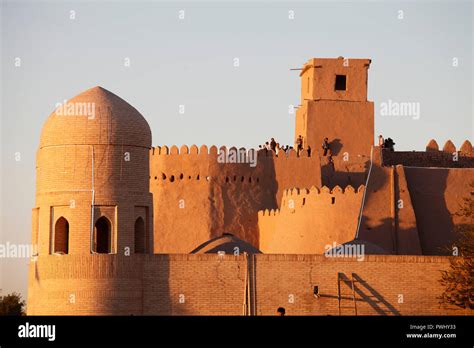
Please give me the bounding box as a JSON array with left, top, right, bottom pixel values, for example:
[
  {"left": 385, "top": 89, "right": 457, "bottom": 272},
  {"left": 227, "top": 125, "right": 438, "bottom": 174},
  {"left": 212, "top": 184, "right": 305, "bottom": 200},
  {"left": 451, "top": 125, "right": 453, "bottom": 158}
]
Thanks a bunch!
[{"left": 295, "top": 57, "right": 374, "bottom": 158}]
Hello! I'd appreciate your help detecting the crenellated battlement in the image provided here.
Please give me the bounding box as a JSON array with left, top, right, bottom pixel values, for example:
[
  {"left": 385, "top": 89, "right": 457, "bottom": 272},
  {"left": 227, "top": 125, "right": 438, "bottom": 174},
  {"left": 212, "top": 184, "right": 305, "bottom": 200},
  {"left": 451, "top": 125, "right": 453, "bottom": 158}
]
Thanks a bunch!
[
  {"left": 150, "top": 144, "right": 310, "bottom": 159},
  {"left": 150, "top": 144, "right": 321, "bottom": 189},
  {"left": 425, "top": 139, "right": 473, "bottom": 154},
  {"left": 258, "top": 184, "right": 364, "bottom": 217},
  {"left": 282, "top": 184, "right": 365, "bottom": 197},
  {"left": 151, "top": 144, "right": 218, "bottom": 156},
  {"left": 381, "top": 139, "right": 474, "bottom": 168}
]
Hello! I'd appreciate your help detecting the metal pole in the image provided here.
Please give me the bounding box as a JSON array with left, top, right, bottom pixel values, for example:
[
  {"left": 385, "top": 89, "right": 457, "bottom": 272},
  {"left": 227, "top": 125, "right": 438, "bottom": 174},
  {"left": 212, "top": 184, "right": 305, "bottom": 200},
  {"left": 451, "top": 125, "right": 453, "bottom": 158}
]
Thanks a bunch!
[
  {"left": 355, "top": 146, "right": 374, "bottom": 239},
  {"left": 90, "top": 145, "right": 95, "bottom": 254}
]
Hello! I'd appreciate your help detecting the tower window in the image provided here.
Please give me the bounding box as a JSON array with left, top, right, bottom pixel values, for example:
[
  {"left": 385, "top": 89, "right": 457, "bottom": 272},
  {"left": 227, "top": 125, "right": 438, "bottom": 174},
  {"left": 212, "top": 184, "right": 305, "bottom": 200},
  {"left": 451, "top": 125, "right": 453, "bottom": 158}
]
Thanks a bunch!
[
  {"left": 94, "top": 216, "right": 111, "bottom": 254},
  {"left": 335, "top": 75, "right": 346, "bottom": 91},
  {"left": 54, "top": 217, "right": 69, "bottom": 254},
  {"left": 134, "top": 217, "right": 146, "bottom": 254}
]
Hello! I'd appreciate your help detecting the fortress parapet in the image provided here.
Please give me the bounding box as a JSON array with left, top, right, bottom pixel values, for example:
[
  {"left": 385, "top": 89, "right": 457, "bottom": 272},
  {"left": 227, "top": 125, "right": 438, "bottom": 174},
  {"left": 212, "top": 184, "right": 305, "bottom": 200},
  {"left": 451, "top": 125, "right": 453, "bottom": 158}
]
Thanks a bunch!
[
  {"left": 258, "top": 184, "right": 364, "bottom": 253},
  {"left": 259, "top": 184, "right": 364, "bottom": 216},
  {"left": 150, "top": 144, "right": 322, "bottom": 197},
  {"left": 381, "top": 139, "right": 474, "bottom": 168},
  {"left": 151, "top": 144, "right": 307, "bottom": 158},
  {"left": 150, "top": 144, "right": 323, "bottom": 253}
]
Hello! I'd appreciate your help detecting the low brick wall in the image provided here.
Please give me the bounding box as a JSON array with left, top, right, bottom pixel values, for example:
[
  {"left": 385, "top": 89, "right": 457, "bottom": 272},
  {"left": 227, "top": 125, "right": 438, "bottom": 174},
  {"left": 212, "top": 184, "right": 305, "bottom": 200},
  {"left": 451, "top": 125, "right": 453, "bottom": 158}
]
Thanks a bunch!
[{"left": 27, "top": 254, "right": 469, "bottom": 316}]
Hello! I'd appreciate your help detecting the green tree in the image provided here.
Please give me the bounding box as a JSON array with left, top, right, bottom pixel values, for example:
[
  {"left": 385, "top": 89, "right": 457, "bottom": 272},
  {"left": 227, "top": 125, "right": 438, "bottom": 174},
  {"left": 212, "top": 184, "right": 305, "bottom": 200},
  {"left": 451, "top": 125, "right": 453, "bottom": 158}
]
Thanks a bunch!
[
  {"left": 0, "top": 292, "right": 26, "bottom": 316},
  {"left": 439, "top": 182, "right": 474, "bottom": 310}
]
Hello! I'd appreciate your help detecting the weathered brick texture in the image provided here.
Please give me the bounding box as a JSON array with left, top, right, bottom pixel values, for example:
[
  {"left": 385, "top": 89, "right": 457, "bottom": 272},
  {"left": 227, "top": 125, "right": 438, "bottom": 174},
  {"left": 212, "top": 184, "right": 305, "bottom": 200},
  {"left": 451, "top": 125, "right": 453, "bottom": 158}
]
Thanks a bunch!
[{"left": 27, "top": 254, "right": 469, "bottom": 316}]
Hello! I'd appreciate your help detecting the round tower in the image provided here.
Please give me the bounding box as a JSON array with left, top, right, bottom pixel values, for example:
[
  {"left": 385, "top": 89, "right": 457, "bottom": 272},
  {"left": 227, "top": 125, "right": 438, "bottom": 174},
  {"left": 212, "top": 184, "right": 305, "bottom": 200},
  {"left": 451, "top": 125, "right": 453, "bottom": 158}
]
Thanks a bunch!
[{"left": 33, "top": 86, "right": 153, "bottom": 256}]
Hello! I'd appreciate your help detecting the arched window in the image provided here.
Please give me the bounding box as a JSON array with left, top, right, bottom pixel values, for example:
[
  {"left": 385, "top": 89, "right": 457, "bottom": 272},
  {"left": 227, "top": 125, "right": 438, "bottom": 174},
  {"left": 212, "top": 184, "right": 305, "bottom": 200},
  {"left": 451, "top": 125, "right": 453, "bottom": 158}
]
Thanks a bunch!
[
  {"left": 94, "top": 216, "right": 111, "bottom": 254},
  {"left": 134, "top": 217, "right": 146, "bottom": 254},
  {"left": 54, "top": 217, "right": 69, "bottom": 254}
]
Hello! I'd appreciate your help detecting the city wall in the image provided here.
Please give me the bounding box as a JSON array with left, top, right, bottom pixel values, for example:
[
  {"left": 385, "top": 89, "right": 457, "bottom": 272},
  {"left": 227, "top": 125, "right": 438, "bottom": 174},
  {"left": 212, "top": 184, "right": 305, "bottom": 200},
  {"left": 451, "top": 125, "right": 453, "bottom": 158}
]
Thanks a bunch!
[
  {"left": 27, "top": 254, "right": 468, "bottom": 316},
  {"left": 258, "top": 185, "right": 364, "bottom": 254},
  {"left": 150, "top": 145, "right": 322, "bottom": 252},
  {"left": 404, "top": 166, "right": 474, "bottom": 255},
  {"left": 381, "top": 140, "right": 474, "bottom": 168}
]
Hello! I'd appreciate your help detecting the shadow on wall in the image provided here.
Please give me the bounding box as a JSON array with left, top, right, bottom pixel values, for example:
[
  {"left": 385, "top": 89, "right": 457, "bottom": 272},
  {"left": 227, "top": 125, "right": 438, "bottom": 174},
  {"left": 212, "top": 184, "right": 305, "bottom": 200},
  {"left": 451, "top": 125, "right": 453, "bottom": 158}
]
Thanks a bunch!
[
  {"left": 404, "top": 168, "right": 453, "bottom": 255},
  {"left": 320, "top": 151, "right": 369, "bottom": 189},
  {"left": 357, "top": 165, "right": 395, "bottom": 252},
  {"left": 342, "top": 273, "right": 401, "bottom": 315},
  {"left": 320, "top": 157, "right": 335, "bottom": 186},
  {"left": 330, "top": 138, "right": 343, "bottom": 156},
  {"left": 325, "top": 165, "right": 368, "bottom": 189},
  {"left": 359, "top": 217, "right": 397, "bottom": 254},
  {"left": 219, "top": 151, "right": 279, "bottom": 248},
  {"left": 147, "top": 255, "right": 191, "bottom": 316}
]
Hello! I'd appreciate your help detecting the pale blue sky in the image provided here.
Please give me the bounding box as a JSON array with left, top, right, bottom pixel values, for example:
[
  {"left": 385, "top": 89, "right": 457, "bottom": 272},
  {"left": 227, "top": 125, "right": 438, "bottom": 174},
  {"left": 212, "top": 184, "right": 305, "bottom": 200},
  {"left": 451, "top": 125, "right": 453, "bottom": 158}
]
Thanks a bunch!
[{"left": 1, "top": 0, "right": 472, "bottom": 298}]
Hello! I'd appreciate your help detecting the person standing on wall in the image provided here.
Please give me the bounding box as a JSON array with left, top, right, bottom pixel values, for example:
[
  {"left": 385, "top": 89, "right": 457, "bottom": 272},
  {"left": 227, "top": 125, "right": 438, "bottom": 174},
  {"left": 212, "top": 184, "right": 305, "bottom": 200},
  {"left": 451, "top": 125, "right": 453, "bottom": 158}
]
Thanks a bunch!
[
  {"left": 270, "top": 138, "right": 277, "bottom": 152},
  {"left": 296, "top": 135, "right": 303, "bottom": 155},
  {"left": 378, "top": 134, "right": 385, "bottom": 148},
  {"left": 322, "top": 137, "right": 330, "bottom": 156}
]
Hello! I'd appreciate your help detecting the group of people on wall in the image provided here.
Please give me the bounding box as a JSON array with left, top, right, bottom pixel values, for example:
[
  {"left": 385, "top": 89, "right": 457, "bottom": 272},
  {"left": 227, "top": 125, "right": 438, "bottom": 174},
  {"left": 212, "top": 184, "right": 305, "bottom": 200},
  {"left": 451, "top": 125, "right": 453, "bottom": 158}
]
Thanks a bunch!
[
  {"left": 258, "top": 138, "right": 297, "bottom": 156},
  {"left": 258, "top": 134, "right": 395, "bottom": 159},
  {"left": 258, "top": 136, "right": 312, "bottom": 157},
  {"left": 379, "top": 134, "right": 395, "bottom": 151}
]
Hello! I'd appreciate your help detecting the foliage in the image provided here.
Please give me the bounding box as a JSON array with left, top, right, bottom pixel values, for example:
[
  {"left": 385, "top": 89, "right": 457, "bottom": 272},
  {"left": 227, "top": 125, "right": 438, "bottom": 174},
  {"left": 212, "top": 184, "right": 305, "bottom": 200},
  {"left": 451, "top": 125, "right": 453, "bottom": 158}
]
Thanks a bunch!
[
  {"left": 439, "top": 183, "right": 474, "bottom": 310},
  {"left": 0, "top": 292, "right": 26, "bottom": 316}
]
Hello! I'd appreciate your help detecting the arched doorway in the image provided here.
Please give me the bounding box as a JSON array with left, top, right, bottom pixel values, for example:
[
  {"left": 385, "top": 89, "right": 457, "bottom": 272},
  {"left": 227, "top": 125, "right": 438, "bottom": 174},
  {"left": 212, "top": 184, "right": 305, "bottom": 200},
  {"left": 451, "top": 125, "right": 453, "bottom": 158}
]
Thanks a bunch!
[
  {"left": 94, "top": 216, "right": 111, "bottom": 254},
  {"left": 134, "top": 217, "right": 146, "bottom": 253},
  {"left": 54, "top": 217, "right": 69, "bottom": 254}
]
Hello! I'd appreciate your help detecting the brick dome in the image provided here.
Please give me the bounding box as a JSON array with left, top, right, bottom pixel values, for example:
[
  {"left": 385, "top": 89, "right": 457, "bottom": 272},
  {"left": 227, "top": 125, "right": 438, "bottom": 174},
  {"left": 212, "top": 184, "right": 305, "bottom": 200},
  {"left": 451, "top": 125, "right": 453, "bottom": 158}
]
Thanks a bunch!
[{"left": 40, "top": 86, "right": 151, "bottom": 148}]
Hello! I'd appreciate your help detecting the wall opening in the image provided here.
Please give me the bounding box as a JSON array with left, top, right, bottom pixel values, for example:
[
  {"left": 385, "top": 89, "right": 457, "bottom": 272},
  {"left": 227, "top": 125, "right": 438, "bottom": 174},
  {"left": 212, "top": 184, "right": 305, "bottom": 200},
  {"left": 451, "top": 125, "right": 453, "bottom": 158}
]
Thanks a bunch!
[
  {"left": 94, "top": 216, "right": 111, "bottom": 254},
  {"left": 331, "top": 197, "right": 336, "bottom": 204},
  {"left": 335, "top": 75, "right": 346, "bottom": 91},
  {"left": 134, "top": 217, "right": 146, "bottom": 253},
  {"left": 54, "top": 217, "right": 69, "bottom": 254}
]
